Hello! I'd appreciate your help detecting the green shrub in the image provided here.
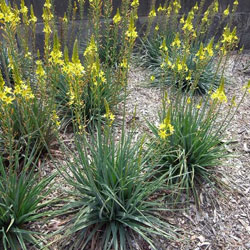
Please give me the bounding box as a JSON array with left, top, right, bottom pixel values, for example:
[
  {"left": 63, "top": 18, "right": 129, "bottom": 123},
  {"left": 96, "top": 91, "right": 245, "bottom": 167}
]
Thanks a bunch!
[
  {"left": 138, "top": 0, "right": 239, "bottom": 94},
  {"left": 147, "top": 80, "right": 248, "bottom": 205},
  {"left": 0, "top": 154, "right": 54, "bottom": 249},
  {"left": 58, "top": 124, "right": 178, "bottom": 249},
  {"left": 0, "top": 76, "right": 58, "bottom": 164}
]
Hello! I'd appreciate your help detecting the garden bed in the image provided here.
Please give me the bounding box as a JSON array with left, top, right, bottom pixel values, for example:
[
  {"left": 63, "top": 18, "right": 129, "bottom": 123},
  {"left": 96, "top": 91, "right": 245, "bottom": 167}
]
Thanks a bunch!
[{"left": 36, "top": 53, "right": 250, "bottom": 250}]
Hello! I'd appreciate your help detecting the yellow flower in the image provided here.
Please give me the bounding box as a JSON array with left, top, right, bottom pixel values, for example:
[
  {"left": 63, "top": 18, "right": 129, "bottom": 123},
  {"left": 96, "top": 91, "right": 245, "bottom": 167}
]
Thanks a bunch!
[
  {"left": 3, "top": 95, "right": 15, "bottom": 104},
  {"left": 177, "top": 62, "right": 183, "bottom": 71},
  {"left": 213, "top": 1, "right": 219, "bottom": 13},
  {"left": 63, "top": 13, "right": 68, "bottom": 23},
  {"left": 159, "top": 123, "right": 166, "bottom": 130},
  {"left": 233, "top": 0, "right": 239, "bottom": 6},
  {"left": 158, "top": 129, "right": 167, "bottom": 139},
  {"left": 113, "top": 9, "right": 121, "bottom": 24},
  {"left": 36, "top": 60, "right": 46, "bottom": 77},
  {"left": 120, "top": 58, "right": 128, "bottom": 69},
  {"left": 211, "top": 79, "right": 227, "bottom": 103},
  {"left": 157, "top": 5, "right": 166, "bottom": 12},
  {"left": 30, "top": 15, "right": 37, "bottom": 23},
  {"left": 193, "top": 3, "right": 198, "bottom": 11},
  {"left": 158, "top": 109, "right": 174, "bottom": 139},
  {"left": 150, "top": 75, "right": 155, "bottom": 81},
  {"left": 14, "top": 84, "right": 35, "bottom": 100},
  {"left": 125, "top": 19, "right": 138, "bottom": 41},
  {"left": 186, "top": 72, "right": 192, "bottom": 81},
  {"left": 221, "top": 27, "right": 238, "bottom": 45},
  {"left": 20, "top": 6, "right": 28, "bottom": 14},
  {"left": 49, "top": 50, "right": 64, "bottom": 65},
  {"left": 183, "top": 21, "right": 193, "bottom": 32},
  {"left": 187, "top": 97, "right": 191, "bottom": 104},
  {"left": 44, "top": 0, "right": 52, "bottom": 9},
  {"left": 43, "top": 24, "right": 52, "bottom": 34},
  {"left": 104, "top": 112, "right": 115, "bottom": 126},
  {"left": 223, "top": 6, "right": 229, "bottom": 16},
  {"left": 196, "top": 43, "right": 206, "bottom": 60},
  {"left": 84, "top": 36, "right": 97, "bottom": 57},
  {"left": 149, "top": 8, "right": 156, "bottom": 18},
  {"left": 205, "top": 39, "right": 214, "bottom": 57},
  {"left": 155, "top": 25, "right": 159, "bottom": 31},
  {"left": 52, "top": 110, "right": 61, "bottom": 127},
  {"left": 182, "top": 13, "right": 194, "bottom": 32},
  {"left": 109, "top": 113, "right": 115, "bottom": 121},
  {"left": 202, "top": 11, "right": 209, "bottom": 23},
  {"left": 131, "top": 0, "right": 139, "bottom": 7},
  {"left": 160, "top": 39, "right": 168, "bottom": 52},
  {"left": 171, "top": 33, "right": 181, "bottom": 48},
  {"left": 63, "top": 62, "right": 84, "bottom": 77}
]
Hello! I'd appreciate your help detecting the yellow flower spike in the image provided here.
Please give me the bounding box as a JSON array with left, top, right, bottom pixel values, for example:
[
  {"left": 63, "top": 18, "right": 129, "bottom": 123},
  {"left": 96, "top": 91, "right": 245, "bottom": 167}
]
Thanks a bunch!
[
  {"left": 180, "top": 15, "right": 185, "bottom": 24},
  {"left": 104, "top": 99, "right": 115, "bottom": 126},
  {"left": 150, "top": 75, "right": 155, "bottom": 82},
  {"left": 120, "top": 58, "right": 128, "bottom": 69},
  {"left": 158, "top": 108, "right": 174, "bottom": 139},
  {"left": 131, "top": 0, "right": 139, "bottom": 8},
  {"left": 213, "top": 1, "right": 219, "bottom": 13},
  {"left": 205, "top": 38, "right": 214, "bottom": 57},
  {"left": 84, "top": 35, "right": 97, "bottom": 57},
  {"left": 221, "top": 26, "right": 238, "bottom": 46},
  {"left": 233, "top": 0, "right": 239, "bottom": 6},
  {"left": 157, "top": 4, "right": 166, "bottom": 12},
  {"left": 196, "top": 43, "right": 206, "bottom": 60},
  {"left": 211, "top": 78, "right": 228, "bottom": 103},
  {"left": 187, "top": 97, "right": 191, "bottom": 104},
  {"left": 49, "top": 33, "right": 64, "bottom": 66},
  {"left": 113, "top": 8, "right": 121, "bottom": 24},
  {"left": 160, "top": 39, "right": 168, "bottom": 52},
  {"left": 193, "top": 2, "right": 198, "bottom": 11},
  {"left": 223, "top": 5, "right": 230, "bottom": 17},
  {"left": 125, "top": 16, "right": 138, "bottom": 41},
  {"left": 63, "top": 13, "right": 68, "bottom": 23},
  {"left": 44, "top": 0, "right": 52, "bottom": 9},
  {"left": 149, "top": 7, "right": 156, "bottom": 18},
  {"left": 171, "top": 33, "right": 181, "bottom": 48},
  {"left": 36, "top": 60, "right": 45, "bottom": 77},
  {"left": 29, "top": 5, "right": 37, "bottom": 23},
  {"left": 182, "top": 11, "right": 194, "bottom": 32},
  {"left": 202, "top": 10, "right": 209, "bottom": 23}
]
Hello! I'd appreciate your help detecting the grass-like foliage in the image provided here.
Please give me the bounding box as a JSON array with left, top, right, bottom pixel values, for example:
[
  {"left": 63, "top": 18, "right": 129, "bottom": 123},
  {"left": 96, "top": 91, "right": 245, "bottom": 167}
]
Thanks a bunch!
[
  {"left": 0, "top": 74, "right": 57, "bottom": 164},
  {"left": 147, "top": 80, "right": 246, "bottom": 205},
  {"left": 139, "top": 0, "right": 239, "bottom": 94},
  {"left": 140, "top": 35, "right": 220, "bottom": 94},
  {"left": 0, "top": 154, "right": 54, "bottom": 250},
  {"left": 58, "top": 124, "right": 178, "bottom": 249}
]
